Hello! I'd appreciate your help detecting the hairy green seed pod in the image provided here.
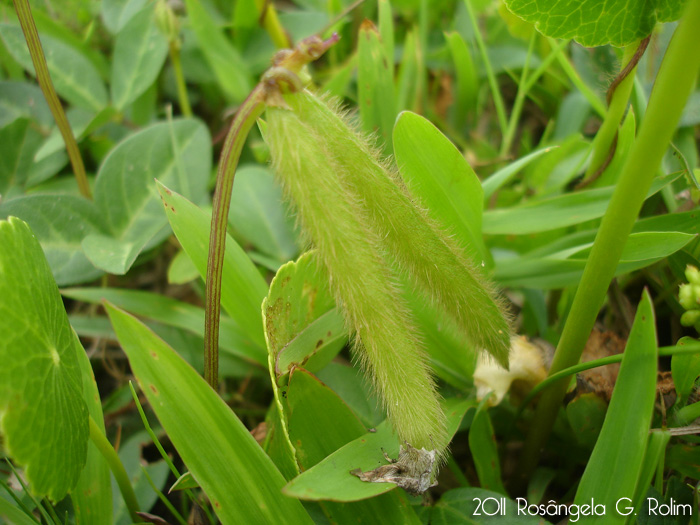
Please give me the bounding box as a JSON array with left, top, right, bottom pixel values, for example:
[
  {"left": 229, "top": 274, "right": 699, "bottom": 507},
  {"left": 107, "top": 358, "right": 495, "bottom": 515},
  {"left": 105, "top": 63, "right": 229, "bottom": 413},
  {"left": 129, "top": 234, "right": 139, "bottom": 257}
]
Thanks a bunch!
[
  {"left": 266, "top": 104, "right": 448, "bottom": 454},
  {"left": 282, "top": 91, "right": 511, "bottom": 368}
]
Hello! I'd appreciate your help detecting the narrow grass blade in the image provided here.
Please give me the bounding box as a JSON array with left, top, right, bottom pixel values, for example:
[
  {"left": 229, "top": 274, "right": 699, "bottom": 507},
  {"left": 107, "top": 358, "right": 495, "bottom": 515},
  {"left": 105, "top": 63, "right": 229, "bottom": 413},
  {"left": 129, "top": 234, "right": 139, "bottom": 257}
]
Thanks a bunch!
[
  {"left": 105, "top": 303, "right": 313, "bottom": 524},
  {"left": 573, "top": 290, "right": 658, "bottom": 523},
  {"left": 468, "top": 402, "right": 506, "bottom": 495}
]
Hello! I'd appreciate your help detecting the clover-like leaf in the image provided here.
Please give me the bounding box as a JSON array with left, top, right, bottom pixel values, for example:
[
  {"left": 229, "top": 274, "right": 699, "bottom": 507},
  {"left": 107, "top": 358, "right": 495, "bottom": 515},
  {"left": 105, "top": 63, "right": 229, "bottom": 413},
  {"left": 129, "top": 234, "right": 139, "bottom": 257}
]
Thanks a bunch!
[{"left": 0, "top": 217, "right": 88, "bottom": 501}]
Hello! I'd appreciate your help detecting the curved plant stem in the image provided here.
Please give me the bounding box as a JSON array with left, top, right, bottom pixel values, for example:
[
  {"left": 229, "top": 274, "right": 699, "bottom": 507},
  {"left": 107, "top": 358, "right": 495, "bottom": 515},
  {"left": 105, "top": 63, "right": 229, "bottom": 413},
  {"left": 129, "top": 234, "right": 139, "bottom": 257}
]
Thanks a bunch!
[
  {"left": 518, "top": 0, "right": 700, "bottom": 484},
  {"left": 517, "top": 343, "right": 700, "bottom": 416},
  {"left": 88, "top": 416, "right": 142, "bottom": 523},
  {"left": 12, "top": 0, "right": 91, "bottom": 199},
  {"left": 204, "top": 35, "right": 339, "bottom": 390},
  {"left": 205, "top": 87, "right": 266, "bottom": 389},
  {"left": 581, "top": 38, "right": 649, "bottom": 186},
  {"left": 169, "top": 41, "right": 192, "bottom": 117}
]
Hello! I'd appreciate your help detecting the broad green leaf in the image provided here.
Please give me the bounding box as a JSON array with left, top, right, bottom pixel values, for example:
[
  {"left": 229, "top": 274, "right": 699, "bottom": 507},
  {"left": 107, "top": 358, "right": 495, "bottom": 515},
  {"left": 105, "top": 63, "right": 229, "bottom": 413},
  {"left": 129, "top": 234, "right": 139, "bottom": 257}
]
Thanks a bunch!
[
  {"left": 0, "top": 118, "right": 44, "bottom": 193},
  {"left": 35, "top": 106, "right": 116, "bottom": 162},
  {"left": 430, "top": 487, "right": 545, "bottom": 524},
  {"left": 0, "top": 194, "right": 106, "bottom": 286},
  {"left": 105, "top": 304, "right": 314, "bottom": 524},
  {"left": 283, "top": 398, "right": 474, "bottom": 502},
  {"left": 263, "top": 251, "right": 347, "bottom": 384},
  {"left": 228, "top": 165, "right": 299, "bottom": 264},
  {"left": 671, "top": 337, "right": 700, "bottom": 407},
  {"left": 481, "top": 146, "right": 558, "bottom": 199},
  {"left": 83, "top": 119, "right": 210, "bottom": 274},
  {"left": 101, "top": 0, "right": 148, "bottom": 33},
  {"left": 0, "top": 24, "right": 107, "bottom": 111},
  {"left": 468, "top": 404, "right": 506, "bottom": 494},
  {"left": 574, "top": 290, "right": 658, "bottom": 524},
  {"left": 495, "top": 230, "right": 695, "bottom": 289},
  {"left": 0, "top": 217, "right": 88, "bottom": 500},
  {"left": 394, "top": 111, "right": 489, "bottom": 266},
  {"left": 72, "top": 331, "right": 112, "bottom": 525},
  {"left": 316, "top": 362, "right": 384, "bottom": 428},
  {"left": 183, "top": 0, "right": 252, "bottom": 102},
  {"left": 167, "top": 248, "right": 199, "bottom": 284},
  {"left": 111, "top": 6, "right": 169, "bottom": 110},
  {"left": 503, "top": 0, "right": 687, "bottom": 47},
  {"left": 358, "top": 19, "right": 395, "bottom": 153},
  {"left": 483, "top": 172, "right": 680, "bottom": 235},
  {"left": 0, "top": 81, "right": 51, "bottom": 128},
  {"left": 157, "top": 182, "right": 268, "bottom": 348},
  {"left": 62, "top": 287, "right": 266, "bottom": 365},
  {"left": 286, "top": 369, "right": 422, "bottom": 524}
]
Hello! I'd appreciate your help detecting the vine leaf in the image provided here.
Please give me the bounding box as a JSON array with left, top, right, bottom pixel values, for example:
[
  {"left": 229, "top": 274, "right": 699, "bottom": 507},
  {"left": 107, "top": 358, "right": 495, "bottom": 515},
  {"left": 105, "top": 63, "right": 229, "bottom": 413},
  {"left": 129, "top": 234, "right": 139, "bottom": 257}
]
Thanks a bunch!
[
  {"left": 504, "top": 0, "right": 687, "bottom": 47},
  {"left": 0, "top": 217, "right": 88, "bottom": 501}
]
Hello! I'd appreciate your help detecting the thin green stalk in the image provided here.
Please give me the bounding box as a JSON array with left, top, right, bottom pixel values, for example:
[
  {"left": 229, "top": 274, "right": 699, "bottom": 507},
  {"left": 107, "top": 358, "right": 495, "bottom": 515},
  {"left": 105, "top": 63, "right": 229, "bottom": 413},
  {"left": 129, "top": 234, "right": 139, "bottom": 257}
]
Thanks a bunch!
[
  {"left": 12, "top": 0, "right": 91, "bottom": 199},
  {"left": 205, "top": 87, "right": 266, "bottom": 389},
  {"left": 582, "top": 40, "right": 648, "bottom": 184},
  {"left": 519, "top": 0, "right": 700, "bottom": 483},
  {"left": 517, "top": 343, "right": 700, "bottom": 415},
  {"left": 169, "top": 41, "right": 192, "bottom": 117},
  {"left": 256, "top": 0, "right": 292, "bottom": 49},
  {"left": 141, "top": 467, "right": 189, "bottom": 525},
  {"left": 550, "top": 37, "right": 607, "bottom": 118},
  {"left": 88, "top": 416, "right": 142, "bottom": 523},
  {"left": 463, "top": 0, "right": 508, "bottom": 137},
  {"left": 500, "top": 32, "right": 536, "bottom": 156},
  {"left": 500, "top": 38, "right": 569, "bottom": 156},
  {"left": 204, "top": 36, "right": 338, "bottom": 389}
]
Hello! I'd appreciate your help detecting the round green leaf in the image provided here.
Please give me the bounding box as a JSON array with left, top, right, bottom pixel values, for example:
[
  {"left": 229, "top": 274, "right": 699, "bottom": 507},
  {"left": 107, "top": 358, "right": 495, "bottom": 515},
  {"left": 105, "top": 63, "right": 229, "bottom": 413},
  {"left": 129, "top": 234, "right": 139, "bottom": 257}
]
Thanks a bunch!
[
  {"left": 0, "top": 217, "right": 88, "bottom": 501},
  {"left": 504, "top": 0, "right": 688, "bottom": 47}
]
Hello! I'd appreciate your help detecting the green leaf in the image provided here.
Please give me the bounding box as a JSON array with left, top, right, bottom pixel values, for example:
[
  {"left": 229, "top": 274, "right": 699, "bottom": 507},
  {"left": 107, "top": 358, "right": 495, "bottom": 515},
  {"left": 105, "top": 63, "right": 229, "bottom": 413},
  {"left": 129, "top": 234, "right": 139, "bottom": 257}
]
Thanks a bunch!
[
  {"left": 0, "top": 498, "right": 39, "bottom": 525},
  {"left": 573, "top": 289, "right": 658, "bottom": 524},
  {"left": 101, "top": 0, "right": 148, "bottom": 33},
  {"left": 468, "top": 404, "right": 506, "bottom": 494},
  {"left": 286, "top": 369, "right": 422, "bottom": 524},
  {"left": 167, "top": 248, "right": 199, "bottom": 284},
  {"left": 111, "top": 6, "right": 169, "bottom": 110},
  {"left": 671, "top": 336, "right": 700, "bottom": 406},
  {"left": 0, "top": 119, "right": 45, "bottom": 193},
  {"left": 430, "top": 487, "right": 545, "bottom": 524},
  {"left": 83, "top": 119, "right": 210, "bottom": 274},
  {"left": 0, "top": 217, "right": 88, "bottom": 501},
  {"left": 0, "top": 81, "right": 52, "bottom": 128},
  {"left": 358, "top": 20, "right": 395, "bottom": 153},
  {"left": 283, "top": 398, "right": 474, "bottom": 502},
  {"left": 394, "top": 111, "right": 489, "bottom": 266},
  {"left": 228, "top": 165, "right": 299, "bottom": 264},
  {"left": 157, "top": 182, "right": 268, "bottom": 349},
  {"left": 0, "top": 194, "right": 106, "bottom": 286},
  {"left": 495, "top": 230, "right": 695, "bottom": 289},
  {"left": 503, "top": 0, "right": 688, "bottom": 47},
  {"left": 72, "top": 333, "right": 112, "bottom": 525},
  {"left": 183, "top": 0, "right": 252, "bottom": 102},
  {"left": 445, "top": 31, "right": 478, "bottom": 126},
  {"left": 263, "top": 251, "right": 347, "bottom": 384},
  {"left": 62, "top": 287, "right": 266, "bottom": 366},
  {"left": 105, "top": 303, "right": 314, "bottom": 524},
  {"left": 316, "top": 362, "right": 384, "bottom": 428},
  {"left": 0, "top": 24, "right": 107, "bottom": 111},
  {"left": 481, "top": 146, "right": 558, "bottom": 199},
  {"left": 483, "top": 172, "right": 680, "bottom": 235}
]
